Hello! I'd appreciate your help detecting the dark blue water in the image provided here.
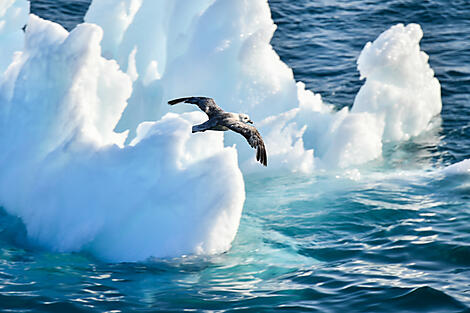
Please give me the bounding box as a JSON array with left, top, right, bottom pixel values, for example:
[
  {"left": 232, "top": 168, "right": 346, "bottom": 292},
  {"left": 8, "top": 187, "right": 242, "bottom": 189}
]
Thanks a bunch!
[{"left": 1, "top": 0, "right": 469, "bottom": 312}]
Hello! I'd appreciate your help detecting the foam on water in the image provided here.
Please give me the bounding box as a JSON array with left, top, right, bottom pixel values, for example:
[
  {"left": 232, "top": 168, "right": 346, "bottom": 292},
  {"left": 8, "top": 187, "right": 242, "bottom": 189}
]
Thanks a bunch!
[{"left": 0, "top": 0, "right": 447, "bottom": 261}]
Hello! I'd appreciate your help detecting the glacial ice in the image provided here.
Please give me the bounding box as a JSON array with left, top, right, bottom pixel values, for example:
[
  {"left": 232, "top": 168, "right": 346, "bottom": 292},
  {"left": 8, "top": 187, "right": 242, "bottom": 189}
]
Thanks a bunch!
[
  {"left": 442, "top": 159, "right": 470, "bottom": 176},
  {"left": 0, "top": 13, "right": 244, "bottom": 262},
  {"left": 0, "top": 0, "right": 28, "bottom": 74},
  {"left": 0, "top": 0, "right": 443, "bottom": 261},
  {"left": 85, "top": 0, "right": 442, "bottom": 171},
  {"left": 353, "top": 23, "right": 442, "bottom": 142}
]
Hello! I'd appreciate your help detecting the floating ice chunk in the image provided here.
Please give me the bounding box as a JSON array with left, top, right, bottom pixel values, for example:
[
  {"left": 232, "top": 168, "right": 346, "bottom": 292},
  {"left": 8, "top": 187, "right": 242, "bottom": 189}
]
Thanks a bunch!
[
  {"left": 352, "top": 23, "right": 442, "bottom": 142},
  {"left": 442, "top": 159, "right": 470, "bottom": 176},
  {"left": 0, "top": 0, "right": 28, "bottom": 74},
  {"left": 255, "top": 23, "right": 441, "bottom": 170},
  {"left": 436, "top": 159, "right": 470, "bottom": 195},
  {"left": 0, "top": 15, "right": 244, "bottom": 262}
]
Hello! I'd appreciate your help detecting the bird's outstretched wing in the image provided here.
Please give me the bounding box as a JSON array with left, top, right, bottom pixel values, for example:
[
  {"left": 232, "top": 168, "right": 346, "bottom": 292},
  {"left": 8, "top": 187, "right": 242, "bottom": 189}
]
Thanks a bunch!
[
  {"left": 223, "top": 120, "right": 267, "bottom": 166},
  {"left": 168, "top": 97, "right": 224, "bottom": 118}
]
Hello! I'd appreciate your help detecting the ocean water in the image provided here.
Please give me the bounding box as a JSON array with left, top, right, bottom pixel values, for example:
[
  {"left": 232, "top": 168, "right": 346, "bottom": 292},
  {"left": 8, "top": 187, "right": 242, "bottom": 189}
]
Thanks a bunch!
[{"left": 0, "top": 0, "right": 469, "bottom": 312}]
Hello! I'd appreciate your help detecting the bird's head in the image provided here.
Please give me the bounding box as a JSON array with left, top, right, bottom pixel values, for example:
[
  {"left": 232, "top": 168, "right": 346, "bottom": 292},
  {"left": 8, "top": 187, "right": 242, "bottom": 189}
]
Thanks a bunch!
[{"left": 239, "top": 113, "right": 253, "bottom": 124}]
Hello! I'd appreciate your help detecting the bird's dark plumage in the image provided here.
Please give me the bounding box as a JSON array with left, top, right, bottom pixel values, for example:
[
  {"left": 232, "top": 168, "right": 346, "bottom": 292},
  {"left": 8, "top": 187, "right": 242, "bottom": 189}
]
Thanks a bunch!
[
  {"left": 168, "top": 96, "right": 267, "bottom": 166},
  {"left": 224, "top": 120, "right": 267, "bottom": 166},
  {"left": 168, "top": 97, "right": 224, "bottom": 118}
]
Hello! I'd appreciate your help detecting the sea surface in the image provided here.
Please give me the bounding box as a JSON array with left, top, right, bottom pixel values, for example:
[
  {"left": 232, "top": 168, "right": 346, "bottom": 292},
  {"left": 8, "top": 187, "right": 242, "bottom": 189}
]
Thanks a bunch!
[{"left": 1, "top": 0, "right": 469, "bottom": 312}]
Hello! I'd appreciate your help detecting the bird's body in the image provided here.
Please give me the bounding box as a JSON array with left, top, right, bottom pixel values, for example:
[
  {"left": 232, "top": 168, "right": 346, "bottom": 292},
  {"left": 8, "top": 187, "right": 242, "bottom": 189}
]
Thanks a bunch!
[{"left": 168, "top": 97, "right": 267, "bottom": 166}]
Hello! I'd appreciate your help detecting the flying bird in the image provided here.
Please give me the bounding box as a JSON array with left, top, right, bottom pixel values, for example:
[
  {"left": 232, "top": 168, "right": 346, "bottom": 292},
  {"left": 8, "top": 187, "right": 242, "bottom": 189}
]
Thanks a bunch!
[{"left": 168, "top": 97, "right": 267, "bottom": 166}]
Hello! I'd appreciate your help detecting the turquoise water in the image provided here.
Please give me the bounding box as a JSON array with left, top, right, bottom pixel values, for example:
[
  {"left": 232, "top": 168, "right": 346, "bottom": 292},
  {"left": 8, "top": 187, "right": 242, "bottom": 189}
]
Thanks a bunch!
[{"left": 0, "top": 0, "right": 469, "bottom": 312}]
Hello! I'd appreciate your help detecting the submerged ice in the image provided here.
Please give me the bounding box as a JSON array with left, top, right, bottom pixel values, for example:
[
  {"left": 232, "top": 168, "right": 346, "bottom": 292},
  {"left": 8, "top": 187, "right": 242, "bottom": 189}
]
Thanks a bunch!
[{"left": 0, "top": 0, "right": 445, "bottom": 261}]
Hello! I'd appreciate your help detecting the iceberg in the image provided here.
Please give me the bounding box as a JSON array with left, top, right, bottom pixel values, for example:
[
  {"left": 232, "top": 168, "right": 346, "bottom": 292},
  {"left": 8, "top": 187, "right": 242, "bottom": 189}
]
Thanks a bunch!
[
  {"left": 85, "top": 0, "right": 442, "bottom": 171},
  {"left": 0, "top": 0, "right": 442, "bottom": 261},
  {"left": 352, "top": 23, "right": 442, "bottom": 142},
  {"left": 442, "top": 159, "right": 470, "bottom": 176},
  {"left": 0, "top": 14, "right": 244, "bottom": 262},
  {"left": 0, "top": 0, "right": 29, "bottom": 74}
]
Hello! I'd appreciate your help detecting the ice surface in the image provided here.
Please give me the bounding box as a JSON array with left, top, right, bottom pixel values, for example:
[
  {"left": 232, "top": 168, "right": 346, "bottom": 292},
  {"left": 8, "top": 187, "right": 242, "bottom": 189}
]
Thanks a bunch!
[
  {"left": 353, "top": 23, "right": 442, "bottom": 142},
  {"left": 0, "top": 0, "right": 28, "bottom": 74},
  {"left": 0, "top": 0, "right": 443, "bottom": 261},
  {"left": 85, "top": 1, "right": 442, "bottom": 171},
  {"left": 442, "top": 159, "right": 470, "bottom": 176},
  {"left": 0, "top": 14, "right": 244, "bottom": 262}
]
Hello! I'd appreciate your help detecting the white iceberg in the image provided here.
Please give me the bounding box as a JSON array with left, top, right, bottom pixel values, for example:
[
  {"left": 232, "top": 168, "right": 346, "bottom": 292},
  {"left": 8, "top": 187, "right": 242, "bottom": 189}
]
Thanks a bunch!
[
  {"left": 85, "top": 0, "right": 442, "bottom": 171},
  {"left": 0, "top": 14, "right": 244, "bottom": 262},
  {"left": 353, "top": 23, "right": 442, "bottom": 142},
  {"left": 0, "top": 0, "right": 28, "bottom": 74},
  {"left": 0, "top": 0, "right": 443, "bottom": 261},
  {"left": 442, "top": 159, "right": 470, "bottom": 176}
]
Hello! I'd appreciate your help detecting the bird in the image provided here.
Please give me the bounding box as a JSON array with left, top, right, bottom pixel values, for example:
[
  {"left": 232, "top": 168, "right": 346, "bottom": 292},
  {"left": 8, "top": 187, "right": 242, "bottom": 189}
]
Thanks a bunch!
[{"left": 168, "top": 96, "right": 267, "bottom": 166}]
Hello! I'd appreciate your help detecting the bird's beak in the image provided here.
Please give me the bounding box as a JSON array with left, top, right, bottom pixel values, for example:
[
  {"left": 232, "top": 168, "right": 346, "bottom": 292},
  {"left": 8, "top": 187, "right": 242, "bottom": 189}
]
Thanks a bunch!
[{"left": 248, "top": 120, "right": 254, "bottom": 124}]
